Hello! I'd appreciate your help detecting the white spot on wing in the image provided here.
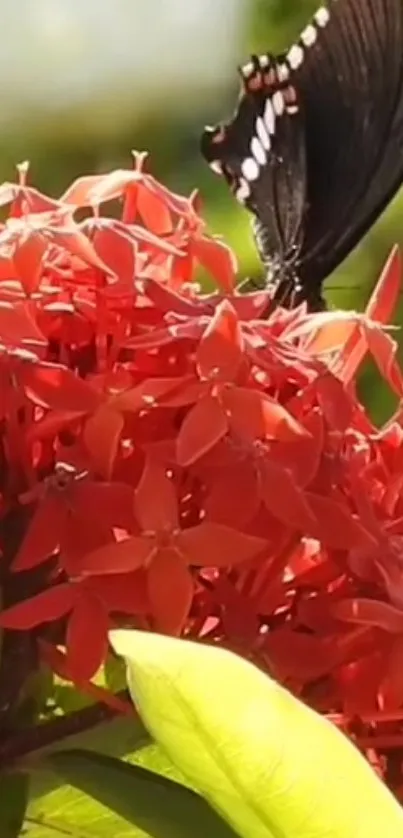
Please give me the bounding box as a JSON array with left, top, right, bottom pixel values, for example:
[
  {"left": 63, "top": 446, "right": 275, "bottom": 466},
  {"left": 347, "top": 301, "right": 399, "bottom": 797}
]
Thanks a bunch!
[
  {"left": 256, "top": 116, "right": 271, "bottom": 151},
  {"left": 277, "top": 63, "right": 290, "bottom": 82},
  {"left": 301, "top": 23, "right": 317, "bottom": 47},
  {"left": 241, "top": 61, "right": 254, "bottom": 78},
  {"left": 235, "top": 178, "right": 251, "bottom": 202},
  {"left": 314, "top": 6, "right": 330, "bottom": 27},
  {"left": 259, "top": 54, "right": 270, "bottom": 68},
  {"left": 263, "top": 99, "right": 275, "bottom": 134},
  {"left": 241, "top": 157, "right": 260, "bottom": 182},
  {"left": 287, "top": 43, "right": 304, "bottom": 70},
  {"left": 209, "top": 160, "right": 223, "bottom": 175},
  {"left": 251, "top": 136, "right": 266, "bottom": 166},
  {"left": 272, "top": 91, "right": 285, "bottom": 116}
]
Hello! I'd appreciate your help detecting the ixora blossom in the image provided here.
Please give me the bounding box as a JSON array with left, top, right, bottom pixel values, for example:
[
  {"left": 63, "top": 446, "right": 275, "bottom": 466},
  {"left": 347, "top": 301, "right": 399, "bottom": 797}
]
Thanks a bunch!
[{"left": 1, "top": 153, "right": 403, "bottom": 775}]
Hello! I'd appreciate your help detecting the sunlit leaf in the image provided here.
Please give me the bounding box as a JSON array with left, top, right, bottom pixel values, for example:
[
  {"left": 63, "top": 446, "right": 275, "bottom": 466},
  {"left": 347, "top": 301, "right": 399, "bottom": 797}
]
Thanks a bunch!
[{"left": 111, "top": 630, "right": 403, "bottom": 838}]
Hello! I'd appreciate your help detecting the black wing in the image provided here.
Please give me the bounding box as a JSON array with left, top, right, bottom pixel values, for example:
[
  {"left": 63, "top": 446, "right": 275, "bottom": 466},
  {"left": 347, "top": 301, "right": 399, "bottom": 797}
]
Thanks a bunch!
[
  {"left": 201, "top": 0, "right": 403, "bottom": 304},
  {"left": 294, "top": 0, "right": 403, "bottom": 288},
  {"left": 201, "top": 57, "right": 307, "bottom": 304}
]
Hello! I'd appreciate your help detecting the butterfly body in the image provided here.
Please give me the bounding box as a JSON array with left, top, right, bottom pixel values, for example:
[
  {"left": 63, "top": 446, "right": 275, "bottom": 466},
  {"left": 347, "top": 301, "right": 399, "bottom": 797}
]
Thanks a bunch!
[{"left": 201, "top": 0, "right": 403, "bottom": 310}]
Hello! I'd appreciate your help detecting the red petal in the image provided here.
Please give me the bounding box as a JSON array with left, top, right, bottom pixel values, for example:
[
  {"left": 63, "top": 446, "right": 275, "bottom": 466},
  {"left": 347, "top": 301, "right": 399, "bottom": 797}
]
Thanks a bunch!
[
  {"left": 48, "top": 226, "right": 115, "bottom": 276},
  {"left": 0, "top": 583, "right": 74, "bottom": 629},
  {"left": 83, "top": 406, "right": 124, "bottom": 480},
  {"left": 130, "top": 223, "right": 182, "bottom": 256},
  {"left": 315, "top": 374, "right": 353, "bottom": 431},
  {"left": 192, "top": 236, "right": 236, "bottom": 293},
  {"left": 136, "top": 183, "right": 173, "bottom": 235},
  {"left": 214, "top": 576, "right": 259, "bottom": 645},
  {"left": 80, "top": 169, "right": 139, "bottom": 204},
  {"left": 364, "top": 322, "right": 403, "bottom": 396},
  {"left": 135, "top": 459, "right": 179, "bottom": 532},
  {"left": 296, "top": 590, "right": 346, "bottom": 634},
  {"left": 61, "top": 175, "right": 111, "bottom": 206},
  {"left": 61, "top": 510, "right": 114, "bottom": 574},
  {"left": 223, "top": 387, "right": 308, "bottom": 443},
  {"left": 226, "top": 289, "right": 271, "bottom": 320},
  {"left": 337, "top": 653, "right": 386, "bottom": 716},
  {"left": 268, "top": 408, "right": 324, "bottom": 488},
  {"left": 124, "top": 320, "right": 200, "bottom": 350},
  {"left": 261, "top": 628, "right": 336, "bottom": 681},
  {"left": 13, "top": 231, "right": 47, "bottom": 295},
  {"left": 0, "top": 183, "right": 61, "bottom": 213},
  {"left": 378, "top": 635, "right": 403, "bottom": 708},
  {"left": 177, "top": 522, "right": 266, "bottom": 567},
  {"left": 332, "top": 597, "right": 403, "bottom": 633},
  {"left": 204, "top": 461, "right": 259, "bottom": 527},
  {"left": 80, "top": 535, "right": 153, "bottom": 575},
  {"left": 26, "top": 409, "right": 84, "bottom": 443},
  {"left": 22, "top": 362, "right": 100, "bottom": 412},
  {"left": 13, "top": 494, "right": 67, "bottom": 571},
  {"left": 258, "top": 459, "right": 316, "bottom": 530},
  {"left": 143, "top": 173, "right": 197, "bottom": 219},
  {"left": 0, "top": 301, "right": 46, "bottom": 345},
  {"left": 114, "top": 376, "right": 196, "bottom": 412},
  {"left": 290, "top": 310, "right": 359, "bottom": 354},
  {"left": 148, "top": 550, "right": 193, "bottom": 634},
  {"left": 0, "top": 254, "right": 15, "bottom": 281},
  {"left": 73, "top": 480, "right": 137, "bottom": 532},
  {"left": 88, "top": 570, "right": 149, "bottom": 614},
  {"left": 176, "top": 395, "right": 228, "bottom": 466},
  {"left": 306, "top": 493, "right": 376, "bottom": 550},
  {"left": 365, "top": 245, "right": 401, "bottom": 323},
  {"left": 170, "top": 251, "right": 193, "bottom": 287},
  {"left": 92, "top": 225, "right": 136, "bottom": 289},
  {"left": 142, "top": 277, "right": 207, "bottom": 316},
  {"left": 66, "top": 592, "right": 109, "bottom": 680},
  {"left": 162, "top": 380, "right": 208, "bottom": 408},
  {"left": 196, "top": 301, "right": 244, "bottom": 381}
]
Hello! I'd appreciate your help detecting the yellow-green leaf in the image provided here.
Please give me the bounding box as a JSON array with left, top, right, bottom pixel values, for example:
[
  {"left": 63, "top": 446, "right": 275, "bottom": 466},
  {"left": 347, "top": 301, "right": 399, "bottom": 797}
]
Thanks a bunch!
[{"left": 110, "top": 629, "right": 403, "bottom": 838}]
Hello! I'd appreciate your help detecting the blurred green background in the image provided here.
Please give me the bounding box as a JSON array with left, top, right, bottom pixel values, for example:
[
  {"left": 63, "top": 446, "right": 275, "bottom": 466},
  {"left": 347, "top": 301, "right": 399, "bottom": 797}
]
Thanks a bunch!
[{"left": 5, "top": 0, "right": 402, "bottom": 422}]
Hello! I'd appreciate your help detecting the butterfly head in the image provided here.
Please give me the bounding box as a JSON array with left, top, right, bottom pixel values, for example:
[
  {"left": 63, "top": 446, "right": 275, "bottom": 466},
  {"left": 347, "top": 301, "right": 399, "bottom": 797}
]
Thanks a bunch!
[
  {"left": 200, "top": 124, "right": 227, "bottom": 177},
  {"left": 201, "top": 121, "right": 255, "bottom": 206}
]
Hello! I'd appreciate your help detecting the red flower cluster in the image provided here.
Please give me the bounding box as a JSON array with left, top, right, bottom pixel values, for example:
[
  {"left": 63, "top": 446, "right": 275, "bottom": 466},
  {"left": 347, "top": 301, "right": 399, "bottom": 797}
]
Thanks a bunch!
[{"left": 1, "top": 153, "right": 403, "bottom": 769}]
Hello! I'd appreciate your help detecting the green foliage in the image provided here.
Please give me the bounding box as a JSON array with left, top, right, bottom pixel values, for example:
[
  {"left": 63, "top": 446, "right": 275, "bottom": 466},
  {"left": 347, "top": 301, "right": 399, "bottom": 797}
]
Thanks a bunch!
[
  {"left": 26, "top": 716, "right": 153, "bottom": 837},
  {"left": 111, "top": 629, "right": 403, "bottom": 838},
  {"left": 0, "top": 772, "right": 29, "bottom": 838},
  {"left": 48, "top": 750, "right": 237, "bottom": 838}
]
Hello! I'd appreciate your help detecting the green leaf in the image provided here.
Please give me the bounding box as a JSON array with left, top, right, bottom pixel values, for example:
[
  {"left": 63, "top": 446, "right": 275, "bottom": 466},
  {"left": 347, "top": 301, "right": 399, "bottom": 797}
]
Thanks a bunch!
[
  {"left": 111, "top": 629, "right": 403, "bottom": 838},
  {"left": 27, "top": 712, "right": 212, "bottom": 837},
  {"left": 26, "top": 714, "right": 154, "bottom": 837},
  {"left": 47, "top": 749, "right": 239, "bottom": 838},
  {"left": 0, "top": 771, "right": 29, "bottom": 837},
  {"left": 27, "top": 741, "right": 176, "bottom": 837}
]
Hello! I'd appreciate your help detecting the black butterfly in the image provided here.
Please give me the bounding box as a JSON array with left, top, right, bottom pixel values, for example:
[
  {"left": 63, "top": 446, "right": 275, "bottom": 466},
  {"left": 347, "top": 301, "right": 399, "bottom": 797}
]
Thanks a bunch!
[{"left": 201, "top": 0, "right": 403, "bottom": 311}]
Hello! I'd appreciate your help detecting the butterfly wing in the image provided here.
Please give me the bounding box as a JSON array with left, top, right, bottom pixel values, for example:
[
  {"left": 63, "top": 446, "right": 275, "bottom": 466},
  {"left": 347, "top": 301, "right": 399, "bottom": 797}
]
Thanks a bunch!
[
  {"left": 283, "top": 0, "right": 403, "bottom": 288},
  {"left": 201, "top": 0, "right": 403, "bottom": 307},
  {"left": 201, "top": 58, "right": 307, "bottom": 299}
]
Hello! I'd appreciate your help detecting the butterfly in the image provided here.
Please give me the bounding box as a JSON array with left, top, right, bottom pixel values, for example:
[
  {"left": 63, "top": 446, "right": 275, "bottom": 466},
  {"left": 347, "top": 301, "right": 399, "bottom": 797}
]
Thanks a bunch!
[{"left": 201, "top": 0, "right": 403, "bottom": 311}]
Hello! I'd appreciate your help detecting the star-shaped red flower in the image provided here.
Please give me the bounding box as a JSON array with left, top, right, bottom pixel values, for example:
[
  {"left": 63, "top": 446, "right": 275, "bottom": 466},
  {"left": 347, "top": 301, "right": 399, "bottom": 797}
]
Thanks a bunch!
[{"left": 79, "top": 457, "right": 267, "bottom": 634}]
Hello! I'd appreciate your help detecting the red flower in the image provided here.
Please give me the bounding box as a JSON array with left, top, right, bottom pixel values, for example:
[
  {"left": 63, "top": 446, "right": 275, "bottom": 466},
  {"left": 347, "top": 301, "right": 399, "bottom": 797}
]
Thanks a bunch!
[
  {"left": 0, "top": 570, "right": 148, "bottom": 681},
  {"left": 78, "top": 458, "right": 267, "bottom": 634},
  {"left": 0, "top": 154, "right": 402, "bottom": 789},
  {"left": 14, "top": 465, "right": 137, "bottom": 573}
]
